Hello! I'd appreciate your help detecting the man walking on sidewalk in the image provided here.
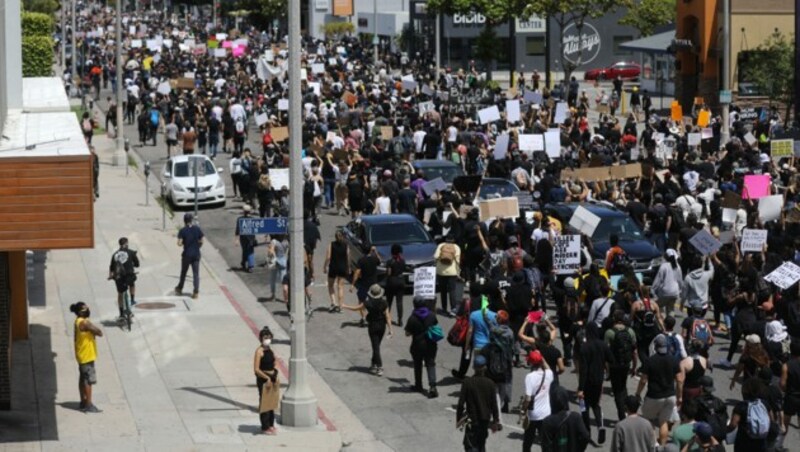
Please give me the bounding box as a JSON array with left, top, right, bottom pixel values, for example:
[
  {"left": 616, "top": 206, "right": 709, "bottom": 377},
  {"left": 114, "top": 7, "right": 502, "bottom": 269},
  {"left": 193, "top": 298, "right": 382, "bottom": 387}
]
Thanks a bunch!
[
  {"left": 70, "top": 301, "right": 103, "bottom": 413},
  {"left": 176, "top": 213, "right": 204, "bottom": 299}
]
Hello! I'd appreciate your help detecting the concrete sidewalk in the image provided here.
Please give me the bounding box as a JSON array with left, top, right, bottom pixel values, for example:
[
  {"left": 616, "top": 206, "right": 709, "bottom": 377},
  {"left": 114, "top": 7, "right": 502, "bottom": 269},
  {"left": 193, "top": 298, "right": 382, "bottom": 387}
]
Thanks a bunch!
[{"left": 1, "top": 134, "right": 389, "bottom": 451}]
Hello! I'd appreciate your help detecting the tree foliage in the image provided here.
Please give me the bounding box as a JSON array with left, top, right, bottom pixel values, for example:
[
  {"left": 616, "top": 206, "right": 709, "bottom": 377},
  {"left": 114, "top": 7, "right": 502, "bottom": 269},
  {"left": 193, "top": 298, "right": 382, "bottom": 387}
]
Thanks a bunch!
[
  {"left": 22, "top": 11, "right": 54, "bottom": 37},
  {"left": 426, "top": 0, "right": 528, "bottom": 24},
  {"left": 740, "top": 30, "right": 795, "bottom": 121},
  {"left": 320, "top": 21, "right": 354, "bottom": 38},
  {"left": 22, "top": 35, "right": 54, "bottom": 77},
  {"left": 23, "top": 0, "right": 60, "bottom": 16},
  {"left": 620, "top": 0, "right": 676, "bottom": 37}
]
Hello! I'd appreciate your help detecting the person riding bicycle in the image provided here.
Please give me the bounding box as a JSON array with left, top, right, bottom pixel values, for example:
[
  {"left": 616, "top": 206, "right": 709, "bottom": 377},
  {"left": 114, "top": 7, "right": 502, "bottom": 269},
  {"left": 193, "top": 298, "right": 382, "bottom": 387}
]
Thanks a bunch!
[{"left": 108, "top": 237, "right": 140, "bottom": 321}]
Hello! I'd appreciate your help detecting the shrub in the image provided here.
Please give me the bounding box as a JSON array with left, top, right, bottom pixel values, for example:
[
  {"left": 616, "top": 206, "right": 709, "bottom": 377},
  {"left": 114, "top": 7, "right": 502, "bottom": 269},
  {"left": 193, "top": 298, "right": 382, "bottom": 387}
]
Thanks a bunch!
[
  {"left": 320, "top": 21, "right": 354, "bottom": 38},
  {"left": 23, "top": 0, "right": 60, "bottom": 16},
  {"left": 22, "top": 35, "right": 54, "bottom": 77},
  {"left": 22, "top": 11, "right": 53, "bottom": 37}
]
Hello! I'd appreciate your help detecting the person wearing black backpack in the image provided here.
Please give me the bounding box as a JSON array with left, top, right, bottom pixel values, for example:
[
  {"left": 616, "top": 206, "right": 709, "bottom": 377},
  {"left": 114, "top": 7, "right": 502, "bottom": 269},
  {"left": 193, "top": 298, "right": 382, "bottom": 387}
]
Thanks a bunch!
[
  {"left": 405, "top": 297, "right": 440, "bottom": 398},
  {"left": 108, "top": 237, "right": 140, "bottom": 321},
  {"left": 604, "top": 310, "right": 638, "bottom": 422},
  {"left": 578, "top": 323, "right": 613, "bottom": 445},
  {"left": 540, "top": 386, "right": 593, "bottom": 452}
]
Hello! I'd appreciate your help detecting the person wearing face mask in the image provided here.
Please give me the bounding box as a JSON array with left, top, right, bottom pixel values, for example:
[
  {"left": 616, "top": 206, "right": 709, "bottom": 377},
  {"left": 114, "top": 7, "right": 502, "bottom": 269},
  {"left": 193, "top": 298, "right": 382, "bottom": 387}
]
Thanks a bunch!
[
  {"left": 70, "top": 302, "right": 103, "bottom": 413},
  {"left": 253, "top": 326, "right": 279, "bottom": 435}
]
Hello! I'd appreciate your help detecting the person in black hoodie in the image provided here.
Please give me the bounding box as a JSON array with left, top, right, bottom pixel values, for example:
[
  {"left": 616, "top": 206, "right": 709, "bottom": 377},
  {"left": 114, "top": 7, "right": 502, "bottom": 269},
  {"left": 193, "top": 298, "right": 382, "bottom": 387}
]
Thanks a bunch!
[
  {"left": 577, "top": 323, "right": 613, "bottom": 445},
  {"left": 541, "top": 386, "right": 594, "bottom": 452},
  {"left": 405, "top": 296, "right": 440, "bottom": 398}
]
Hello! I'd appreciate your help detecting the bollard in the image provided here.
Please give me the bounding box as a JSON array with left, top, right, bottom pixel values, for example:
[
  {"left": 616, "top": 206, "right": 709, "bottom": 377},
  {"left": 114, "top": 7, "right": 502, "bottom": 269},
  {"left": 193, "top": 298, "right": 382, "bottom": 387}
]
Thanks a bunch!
[
  {"left": 144, "top": 161, "right": 151, "bottom": 206},
  {"left": 160, "top": 183, "right": 166, "bottom": 231}
]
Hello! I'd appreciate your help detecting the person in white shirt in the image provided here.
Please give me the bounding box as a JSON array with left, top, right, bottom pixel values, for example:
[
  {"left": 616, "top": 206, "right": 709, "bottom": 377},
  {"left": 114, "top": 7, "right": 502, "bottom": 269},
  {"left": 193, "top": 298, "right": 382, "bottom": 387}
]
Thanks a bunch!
[
  {"left": 522, "top": 350, "right": 554, "bottom": 450},
  {"left": 373, "top": 189, "right": 392, "bottom": 215},
  {"left": 230, "top": 101, "right": 246, "bottom": 122},
  {"left": 587, "top": 279, "right": 613, "bottom": 328},
  {"left": 412, "top": 125, "right": 426, "bottom": 156}
]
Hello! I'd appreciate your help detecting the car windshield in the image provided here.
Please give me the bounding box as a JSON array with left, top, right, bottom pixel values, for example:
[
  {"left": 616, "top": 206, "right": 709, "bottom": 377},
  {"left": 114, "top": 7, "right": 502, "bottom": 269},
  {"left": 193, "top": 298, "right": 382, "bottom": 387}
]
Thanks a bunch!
[
  {"left": 173, "top": 159, "right": 215, "bottom": 178},
  {"left": 592, "top": 215, "right": 644, "bottom": 242},
  {"left": 418, "top": 165, "right": 463, "bottom": 183},
  {"left": 368, "top": 222, "right": 431, "bottom": 246},
  {"left": 479, "top": 182, "right": 518, "bottom": 199}
]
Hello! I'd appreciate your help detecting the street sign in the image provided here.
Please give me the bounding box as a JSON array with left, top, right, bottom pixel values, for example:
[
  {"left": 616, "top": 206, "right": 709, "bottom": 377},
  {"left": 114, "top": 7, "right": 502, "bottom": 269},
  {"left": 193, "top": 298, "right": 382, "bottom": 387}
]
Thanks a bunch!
[
  {"left": 719, "top": 90, "right": 732, "bottom": 104},
  {"left": 237, "top": 217, "right": 288, "bottom": 235}
]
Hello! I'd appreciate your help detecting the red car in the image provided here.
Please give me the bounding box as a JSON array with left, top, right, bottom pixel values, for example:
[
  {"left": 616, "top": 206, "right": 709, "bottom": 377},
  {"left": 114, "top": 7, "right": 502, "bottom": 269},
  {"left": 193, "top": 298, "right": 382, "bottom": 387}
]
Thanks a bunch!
[{"left": 584, "top": 62, "right": 641, "bottom": 81}]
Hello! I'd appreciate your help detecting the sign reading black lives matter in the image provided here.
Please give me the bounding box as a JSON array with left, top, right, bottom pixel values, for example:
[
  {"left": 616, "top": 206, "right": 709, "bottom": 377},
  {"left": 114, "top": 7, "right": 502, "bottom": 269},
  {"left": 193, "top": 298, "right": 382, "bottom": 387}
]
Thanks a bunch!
[{"left": 553, "top": 235, "right": 582, "bottom": 275}]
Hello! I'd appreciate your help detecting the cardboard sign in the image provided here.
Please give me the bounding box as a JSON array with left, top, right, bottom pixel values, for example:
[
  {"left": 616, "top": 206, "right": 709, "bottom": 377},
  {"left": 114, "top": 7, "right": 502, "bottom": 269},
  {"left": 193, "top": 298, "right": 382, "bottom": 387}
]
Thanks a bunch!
[
  {"left": 379, "top": 126, "right": 393, "bottom": 139},
  {"left": 422, "top": 178, "right": 448, "bottom": 197},
  {"left": 569, "top": 206, "right": 601, "bottom": 237},
  {"left": 771, "top": 139, "right": 794, "bottom": 160},
  {"left": 758, "top": 194, "right": 784, "bottom": 222},
  {"left": 271, "top": 127, "right": 289, "bottom": 142},
  {"left": 478, "top": 105, "right": 501, "bottom": 124},
  {"left": 740, "top": 228, "right": 768, "bottom": 253},
  {"left": 743, "top": 174, "right": 771, "bottom": 199},
  {"left": 722, "top": 191, "right": 740, "bottom": 209},
  {"left": 478, "top": 197, "right": 520, "bottom": 221},
  {"left": 689, "top": 229, "right": 722, "bottom": 256},
  {"left": 764, "top": 261, "right": 800, "bottom": 290},
  {"left": 342, "top": 91, "right": 357, "bottom": 107},
  {"left": 175, "top": 77, "right": 195, "bottom": 90},
  {"left": 506, "top": 100, "right": 521, "bottom": 123},
  {"left": 553, "top": 235, "right": 582, "bottom": 275},
  {"left": 413, "top": 267, "right": 437, "bottom": 299}
]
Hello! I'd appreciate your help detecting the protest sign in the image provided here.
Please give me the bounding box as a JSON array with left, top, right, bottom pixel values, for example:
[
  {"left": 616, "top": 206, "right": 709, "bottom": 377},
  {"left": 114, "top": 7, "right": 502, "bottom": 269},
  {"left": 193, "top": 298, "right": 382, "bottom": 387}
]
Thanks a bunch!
[
  {"left": 270, "top": 168, "right": 289, "bottom": 190},
  {"left": 255, "top": 113, "right": 268, "bottom": 127},
  {"left": 131, "top": 39, "right": 142, "bottom": 48},
  {"left": 277, "top": 98, "right": 289, "bottom": 111},
  {"left": 518, "top": 134, "right": 536, "bottom": 153},
  {"left": 418, "top": 101, "right": 435, "bottom": 115},
  {"left": 697, "top": 110, "right": 710, "bottom": 127},
  {"left": 722, "top": 191, "right": 740, "bottom": 209},
  {"left": 311, "top": 63, "right": 325, "bottom": 74},
  {"left": 379, "top": 126, "right": 394, "bottom": 139},
  {"left": 544, "top": 130, "right": 561, "bottom": 159},
  {"left": 740, "top": 228, "right": 768, "bottom": 253},
  {"left": 554, "top": 102, "right": 568, "bottom": 124},
  {"left": 758, "top": 195, "right": 784, "bottom": 222},
  {"left": 744, "top": 132, "right": 757, "bottom": 146},
  {"left": 478, "top": 197, "right": 520, "bottom": 221},
  {"left": 689, "top": 229, "right": 722, "bottom": 256},
  {"left": 671, "top": 102, "right": 683, "bottom": 122},
  {"left": 688, "top": 133, "right": 701, "bottom": 146},
  {"left": 478, "top": 105, "right": 501, "bottom": 124},
  {"left": 421, "top": 84, "right": 434, "bottom": 96},
  {"left": 413, "top": 267, "right": 437, "bottom": 299},
  {"left": 213, "top": 48, "right": 226, "bottom": 58},
  {"left": 771, "top": 139, "right": 794, "bottom": 160},
  {"left": 513, "top": 191, "right": 535, "bottom": 211},
  {"left": 743, "top": 174, "right": 771, "bottom": 199},
  {"left": 722, "top": 208, "right": 737, "bottom": 224},
  {"left": 506, "top": 100, "right": 521, "bottom": 123},
  {"left": 553, "top": 235, "right": 582, "bottom": 275},
  {"left": 156, "top": 81, "right": 171, "bottom": 95},
  {"left": 569, "top": 206, "right": 601, "bottom": 237},
  {"left": 342, "top": 91, "right": 357, "bottom": 107},
  {"left": 422, "top": 178, "right": 448, "bottom": 197},
  {"left": 271, "top": 127, "right": 289, "bottom": 142},
  {"left": 719, "top": 230, "right": 735, "bottom": 245},
  {"left": 701, "top": 128, "right": 713, "bottom": 139},
  {"left": 494, "top": 134, "right": 509, "bottom": 160},
  {"left": 764, "top": 262, "right": 800, "bottom": 290}
]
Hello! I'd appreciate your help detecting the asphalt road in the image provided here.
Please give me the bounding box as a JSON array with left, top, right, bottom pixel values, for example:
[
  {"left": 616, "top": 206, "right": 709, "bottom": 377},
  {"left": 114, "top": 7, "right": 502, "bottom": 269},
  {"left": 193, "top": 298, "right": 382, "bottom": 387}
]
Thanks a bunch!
[{"left": 88, "top": 80, "right": 793, "bottom": 451}]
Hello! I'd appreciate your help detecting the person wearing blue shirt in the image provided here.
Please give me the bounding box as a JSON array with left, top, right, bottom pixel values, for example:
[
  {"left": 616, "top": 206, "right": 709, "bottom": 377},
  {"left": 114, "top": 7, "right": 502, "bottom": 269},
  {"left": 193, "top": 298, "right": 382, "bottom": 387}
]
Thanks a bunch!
[
  {"left": 467, "top": 301, "right": 497, "bottom": 353},
  {"left": 175, "top": 213, "right": 204, "bottom": 299}
]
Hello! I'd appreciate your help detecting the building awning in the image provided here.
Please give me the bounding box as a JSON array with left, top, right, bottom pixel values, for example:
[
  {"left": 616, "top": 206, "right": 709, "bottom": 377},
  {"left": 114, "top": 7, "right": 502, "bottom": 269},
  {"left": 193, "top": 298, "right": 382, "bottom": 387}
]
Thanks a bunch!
[{"left": 619, "top": 30, "right": 676, "bottom": 55}]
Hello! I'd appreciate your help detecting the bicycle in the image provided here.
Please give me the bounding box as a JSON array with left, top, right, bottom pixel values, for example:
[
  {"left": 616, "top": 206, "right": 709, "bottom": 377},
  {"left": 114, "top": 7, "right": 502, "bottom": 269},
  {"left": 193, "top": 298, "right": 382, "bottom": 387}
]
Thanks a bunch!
[{"left": 120, "top": 284, "right": 133, "bottom": 331}]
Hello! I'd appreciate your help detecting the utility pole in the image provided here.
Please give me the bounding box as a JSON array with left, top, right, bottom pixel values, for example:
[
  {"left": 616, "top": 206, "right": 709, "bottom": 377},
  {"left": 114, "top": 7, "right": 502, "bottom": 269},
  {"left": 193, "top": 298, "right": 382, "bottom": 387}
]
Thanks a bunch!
[
  {"left": 373, "top": 0, "right": 379, "bottom": 65},
  {"left": 721, "top": 0, "right": 731, "bottom": 143},
  {"left": 281, "top": 0, "right": 318, "bottom": 428},
  {"left": 544, "top": 16, "right": 551, "bottom": 90},
  {"left": 434, "top": 13, "right": 441, "bottom": 84},
  {"left": 112, "top": 0, "right": 126, "bottom": 167},
  {"left": 60, "top": 2, "right": 66, "bottom": 67},
  {"left": 71, "top": 0, "right": 77, "bottom": 82},
  {"left": 795, "top": 0, "right": 800, "bottom": 121}
]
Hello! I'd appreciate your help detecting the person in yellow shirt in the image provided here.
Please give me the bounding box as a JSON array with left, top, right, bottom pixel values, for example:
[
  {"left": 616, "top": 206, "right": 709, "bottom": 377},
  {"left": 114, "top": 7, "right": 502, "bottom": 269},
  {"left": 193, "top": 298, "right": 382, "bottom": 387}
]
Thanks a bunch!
[
  {"left": 434, "top": 237, "right": 462, "bottom": 316},
  {"left": 70, "top": 302, "right": 103, "bottom": 413}
]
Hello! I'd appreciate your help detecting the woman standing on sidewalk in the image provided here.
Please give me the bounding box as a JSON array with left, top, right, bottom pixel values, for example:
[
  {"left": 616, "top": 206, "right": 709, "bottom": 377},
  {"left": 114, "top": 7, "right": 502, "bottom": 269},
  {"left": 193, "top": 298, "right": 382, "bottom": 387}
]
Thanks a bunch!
[
  {"left": 253, "top": 326, "right": 279, "bottom": 435},
  {"left": 342, "top": 284, "right": 393, "bottom": 376}
]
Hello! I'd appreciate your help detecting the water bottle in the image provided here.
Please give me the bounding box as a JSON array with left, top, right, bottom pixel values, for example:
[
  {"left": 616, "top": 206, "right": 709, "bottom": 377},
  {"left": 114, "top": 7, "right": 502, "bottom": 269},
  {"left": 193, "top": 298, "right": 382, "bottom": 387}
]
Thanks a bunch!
[{"left": 579, "top": 398, "right": 586, "bottom": 413}]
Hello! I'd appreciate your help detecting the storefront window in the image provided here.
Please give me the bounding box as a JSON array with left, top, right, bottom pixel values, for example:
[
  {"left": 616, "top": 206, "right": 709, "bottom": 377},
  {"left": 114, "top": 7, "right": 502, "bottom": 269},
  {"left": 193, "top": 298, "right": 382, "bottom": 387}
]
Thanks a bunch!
[
  {"left": 525, "top": 37, "right": 545, "bottom": 56},
  {"left": 737, "top": 51, "right": 763, "bottom": 97}
]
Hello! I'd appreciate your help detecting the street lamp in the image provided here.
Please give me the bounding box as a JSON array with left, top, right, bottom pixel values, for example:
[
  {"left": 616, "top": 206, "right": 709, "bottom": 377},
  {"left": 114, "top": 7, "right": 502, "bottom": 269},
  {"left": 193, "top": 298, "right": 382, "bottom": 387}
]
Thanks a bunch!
[{"left": 112, "top": 0, "right": 126, "bottom": 167}]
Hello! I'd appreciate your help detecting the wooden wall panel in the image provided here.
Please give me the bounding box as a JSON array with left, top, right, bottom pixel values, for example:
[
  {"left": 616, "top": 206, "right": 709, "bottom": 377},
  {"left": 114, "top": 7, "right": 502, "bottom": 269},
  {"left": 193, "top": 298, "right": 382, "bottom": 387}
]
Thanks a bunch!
[{"left": 0, "top": 156, "right": 93, "bottom": 251}]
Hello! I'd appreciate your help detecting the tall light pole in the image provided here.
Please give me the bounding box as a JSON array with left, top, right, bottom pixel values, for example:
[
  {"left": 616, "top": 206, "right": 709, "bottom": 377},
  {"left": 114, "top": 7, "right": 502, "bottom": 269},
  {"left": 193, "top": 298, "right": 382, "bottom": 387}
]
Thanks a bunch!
[
  {"left": 281, "top": 0, "right": 318, "bottom": 428},
  {"left": 60, "top": 2, "right": 66, "bottom": 66},
  {"left": 71, "top": 0, "right": 77, "bottom": 81},
  {"left": 721, "top": 0, "right": 731, "bottom": 143},
  {"left": 373, "top": 0, "right": 379, "bottom": 65},
  {"left": 434, "top": 13, "right": 441, "bottom": 84},
  {"left": 112, "top": 0, "right": 125, "bottom": 166}
]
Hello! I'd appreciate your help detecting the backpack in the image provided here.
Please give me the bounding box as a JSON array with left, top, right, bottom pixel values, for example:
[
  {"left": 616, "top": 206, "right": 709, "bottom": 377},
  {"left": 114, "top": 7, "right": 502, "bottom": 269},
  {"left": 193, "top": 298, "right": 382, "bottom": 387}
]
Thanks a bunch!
[
  {"left": 447, "top": 299, "right": 471, "bottom": 346},
  {"left": 509, "top": 248, "right": 524, "bottom": 272},
  {"left": 669, "top": 205, "right": 687, "bottom": 231},
  {"left": 641, "top": 298, "right": 657, "bottom": 328},
  {"left": 112, "top": 250, "right": 130, "bottom": 280},
  {"left": 745, "top": 399, "right": 770, "bottom": 439},
  {"left": 425, "top": 324, "right": 444, "bottom": 342},
  {"left": 439, "top": 243, "right": 456, "bottom": 266},
  {"left": 610, "top": 327, "right": 635, "bottom": 369},
  {"left": 235, "top": 118, "right": 245, "bottom": 134},
  {"left": 150, "top": 109, "right": 159, "bottom": 126},
  {"left": 665, "top": 333, "right": 682, "bottom": 362},
  {"left": 608, "top": 249, "right": 630, "bottom": 274},
  {"left": 484, "top": 332, "right": 513, "bottom": 383},
  {"left": 391, "top": 138, "right": 406, "bottom": 157},
  {"left": 689, "top": 318, "right": 714, "bottom": 348},
  {"left": 82, "top": 118, "right": 93, "bottom": 133},
  {"left": 697, "top": 397, "right": 729, "bottom": 441},
  {"left": 755, "top": 276, "right": 772, "bottom": 302}
]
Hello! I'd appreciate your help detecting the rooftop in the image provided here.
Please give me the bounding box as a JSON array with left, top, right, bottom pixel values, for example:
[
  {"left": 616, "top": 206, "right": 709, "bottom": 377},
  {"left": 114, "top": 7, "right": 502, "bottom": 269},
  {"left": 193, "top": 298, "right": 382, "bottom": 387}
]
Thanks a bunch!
[
  {"left": 22, "top": 77, "right": 71, "bottom": 113},
  {"left": 0, "top": 110, "right": 90, "bottom": 158}
]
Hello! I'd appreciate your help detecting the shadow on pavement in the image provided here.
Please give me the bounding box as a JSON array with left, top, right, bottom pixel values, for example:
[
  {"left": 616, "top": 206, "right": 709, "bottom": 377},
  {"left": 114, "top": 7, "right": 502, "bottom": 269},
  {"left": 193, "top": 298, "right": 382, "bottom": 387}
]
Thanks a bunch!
[
  {"left": 178, "top": 387, "right": 255, "bottom": 412},
  {"left": 237, "top": 424, "right": 263, "bottom": 435}
]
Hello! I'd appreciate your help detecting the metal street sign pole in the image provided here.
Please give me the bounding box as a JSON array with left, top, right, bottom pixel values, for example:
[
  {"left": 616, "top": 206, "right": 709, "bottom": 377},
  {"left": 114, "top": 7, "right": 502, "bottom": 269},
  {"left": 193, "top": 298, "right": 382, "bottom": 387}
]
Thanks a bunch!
[
  {"left": 112, "top": 0, "right": 126, "bottom": 166},
  {"left": 193, "top": 157, "right": 199, "bottom": 220},
  {"left": 281, "top": 0, "right": 317, "bottom": 427}
]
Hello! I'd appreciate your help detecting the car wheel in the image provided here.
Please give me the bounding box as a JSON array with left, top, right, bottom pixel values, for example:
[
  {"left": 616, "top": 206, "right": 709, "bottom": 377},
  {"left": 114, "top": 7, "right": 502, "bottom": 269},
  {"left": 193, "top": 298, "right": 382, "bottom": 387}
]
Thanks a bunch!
[{"left": 598, "top": 73, "right": 606, "bottom": 81}]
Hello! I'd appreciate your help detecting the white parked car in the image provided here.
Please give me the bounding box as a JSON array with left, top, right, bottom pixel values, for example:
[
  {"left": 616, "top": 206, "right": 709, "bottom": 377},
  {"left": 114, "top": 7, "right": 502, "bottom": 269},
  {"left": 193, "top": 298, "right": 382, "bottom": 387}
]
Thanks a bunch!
[{"left": 163, "top": 155, "right": 226, "bottom": 208}]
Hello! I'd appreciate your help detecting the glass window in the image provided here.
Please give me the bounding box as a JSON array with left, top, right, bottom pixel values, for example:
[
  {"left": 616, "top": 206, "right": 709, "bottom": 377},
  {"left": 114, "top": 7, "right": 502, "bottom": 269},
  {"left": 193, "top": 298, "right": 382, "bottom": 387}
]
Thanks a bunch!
[
  {"left": 737, "top": 51, "right": 763, "bottom": 97},
  {"left": 613, "top": 36, "right": 634, "bottom": 55},
  {"left": 368, "top": 222, "right": 431, "bottom": 246},
  {"left": 592, "top": 216, "right": 644, "bottom": 242},
  {"left": 173, "top": 159, "right": 215, "bottom": 178},
  {"left": 526, "top": 37, "right": 545, "bottom": 56}
]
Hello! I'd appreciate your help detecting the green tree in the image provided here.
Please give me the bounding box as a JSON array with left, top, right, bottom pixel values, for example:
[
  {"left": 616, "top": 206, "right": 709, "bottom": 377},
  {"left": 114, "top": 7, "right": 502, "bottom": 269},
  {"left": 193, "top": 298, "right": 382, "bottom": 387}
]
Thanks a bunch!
[
  {"left": 524, "top": 0, "right": 631, "bottom": 98},
  {"left": 740, "top": 30, "right": 795, "bottom": 124},
  {"left": 620, "top": 0, "right": 676, "bottom": 37},
  {"left": 23, "top": 0, "right": 60, "bottom": 16},
  {"left": 22, "top": 11, "right": 54, "bottom": 37}
]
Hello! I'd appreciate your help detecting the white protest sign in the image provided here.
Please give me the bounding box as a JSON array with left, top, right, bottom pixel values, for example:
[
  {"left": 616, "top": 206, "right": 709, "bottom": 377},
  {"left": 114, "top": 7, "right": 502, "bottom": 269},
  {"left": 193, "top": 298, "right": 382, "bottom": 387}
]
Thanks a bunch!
[
  {"left": 478, "top": 105, "right": 501, "bottom": 124},
  {"left": 744, "top": 132, "right": 757, "bottom": 146},
  {"left": 418, "top": 101, "right": 435, "bottom": 116},
  {"left": 131, "top": 39, "right": 142, "bottom": 48},
  {"left": 552, "top": 235, "right": 582, "bottom": 275},
  {"left": 401, "top": 79, "right": 417, "bottom": 91},
  {"left": 494, "top": 134, "right": 510, "bottom": 160},
  {"left": 518, "top": 134, "right": 536, "bottom": 154},
  {"left": 413, "top": 267, "right": 437, "bottom": 299},
  {"left": 554, "top": 102, "right": 569, "bottom": 124},
  {"left": 764, "top": 261, "right": 800, "bottom": 290},
  {"left": 270, "top": 168, "right": 289, "bottom": 190},
  {"left": 506, "top": 100, "right": 521, "bottom": 123},
  {"left": 255, "top": 113, "right": 268, "bottom": 127},
  {"left": 722, "top": 208, "right": 737, "bottom": 224},
  {"left": 308, "top": 82, "right": 321, "bottom": 96},
  {"left": 156, "top": 81, "right": 171, "bottom": 95},
  {"left": 214, "top": 48, "right": 226, "bottom": 58},
  {"left": 569, "top": 206, "right": 601, "bottom": 237},
  {"left": 740, "top": 228, "right": 768, "bottom": 253},
  {"left": 311, "top": 63, "right": 325, "bottom": 74},
  {"left": 544, "top": 129, "right": 561, "bottom": 159},
  {"left": 701, "top": 128, "right": 713, "bottom": 139},
  {"left": 759, "top": 195, "right": 784, "bottom": 222},
  {"left": 688, "top": 133, "right": 701, "bottom": 146},
  {"left": 278, "top": 99, "right": 289, "bottom": 111},
  {"left": 146, "top": 39, "right": 159, "bottom": 51},
  {"left": 689, "top": 229, "right": 722, "bottom": 256},
  {"left": 421, "top": 84, "right": 434, "bottom": 97}
]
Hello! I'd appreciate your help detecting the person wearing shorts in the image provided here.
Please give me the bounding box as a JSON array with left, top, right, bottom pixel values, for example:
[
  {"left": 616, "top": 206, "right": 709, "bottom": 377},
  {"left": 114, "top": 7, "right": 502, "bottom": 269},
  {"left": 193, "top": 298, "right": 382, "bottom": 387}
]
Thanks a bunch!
[
  {"left": 636, "top": 334, "right": 680, "bottom": 446},
  {"left": 70, "top": 301, "right": 103, "bottom": 413},
  {"left": 282, "top": 252, "right": 313, "bottom": 321}
]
